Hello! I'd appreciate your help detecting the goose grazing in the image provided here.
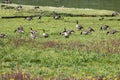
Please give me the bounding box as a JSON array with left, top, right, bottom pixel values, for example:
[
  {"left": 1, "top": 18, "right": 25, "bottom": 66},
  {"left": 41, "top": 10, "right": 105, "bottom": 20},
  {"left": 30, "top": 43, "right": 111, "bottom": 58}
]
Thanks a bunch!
[
  {"left": 34, "top": 6, "right": 39, "bottom": 9},
  {"left": 99, "top": 17, "right": 104, "bottom": 21},
  {"left": 16, "top": 5, "right": 22, "bottom": 11},
  {"left": 112, "top": 11, "right": 119, "bottom": 17},
  {"left": 0, "top": 33, "right": 6, "bottom": 38},
  {"left": 53, "top": 11, "right": 61, "bottom": 20},
  {"left": 30, "top": 28, "right": 37, "bottom": 33},
  {"left": 76, "top": 20, "right": 83, "bottom": 30},
  {"left": 60, "top": 30, "right": 74, "bottom": 35},
  {"left": 88, "top": 27, "right": 95, "bottom": 32},
  {"left": 106, "top": 30, "right": 119, "bottom": 34},
  {"left": 60, "top": 28, "right": 67, "bottom": 35},
  {"left": 100, "top": 25, "right": 110, "bottom": 30},
  {"left": 37, "top": 15, "right": 41, "bottom": 19},
  {"left": 25, "top": 16, "right": 33, "bottom": 21},
  {"left": 63, "top": 31, "right": 69, "bottom": 38},
  {"left": 81, "top": 30, "right": 90, "bottom": 35},
  {"left": 67, "top": 30, "right": 75, "bottom": 35},
  {"left": 30, "top": 28, "right": 37, "bottom": 39},
  {"left": 81, "top": 27, "right": 94, "bottom": 35},
  {"left": 53, "top": 14, "right": 61, "bottom": 20},
  {"left": 14, "top": 26, "right": 24, "bottom": 34},
  {"left": 60, "top": 28, "right": 70, "bottom": 38},
  {"left": 42, "top": 29, "right": 49, "bottom": 38}
]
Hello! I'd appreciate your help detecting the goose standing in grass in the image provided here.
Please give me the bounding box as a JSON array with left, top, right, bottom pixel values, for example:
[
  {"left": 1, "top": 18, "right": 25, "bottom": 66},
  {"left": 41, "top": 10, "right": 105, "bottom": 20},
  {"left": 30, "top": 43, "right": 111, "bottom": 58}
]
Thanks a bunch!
[
  {"left": 60, "top": 28, "right": 67, "bottom": 35},
  {"left": 76, "top": 20, "right": 83, "bottom": 30},
  {"left": 42, "top": 29, "right": 49, "bottom": 38},
  {"left": 106, "top": 29, "right": 119, "bottom": 34},
  {"left": 34, "top": 6, "right": 39, "bottom": 9},
  {"left": 25, "top": 16, "right": 33, "bottom": 21},
  {"left": 99, "top": 17, "right": 104, "bottom": 21},
  {"left": 63, "top": 31, "right": 70, "bottom": 38},
  {"left": 53, "top": 11, "right": 61, "bottom": 20},
  {"left": 0, "top": 33, "right": 6, "bottom": 38},
  {"left": 81, "top": 30, "right": 90, "bottom": 35},
  {"left": 67, "top": 30, "right": 75, "bottom": 35},
  {"left": 112, "top": 11, "right": 119, "bottom": 17},
  {"left": 16, "top": 5, "right": 22, "bottom": 11},
  {"left": 100, "top": 25, "right": 110, "bottom": 30},
  {"left": 53, "top": 14, "right": 61, "bottom": 20},
  {"left": 81, "top": 27, "right": 94, "bottom": 35},
  {"left": 88, "top": 27, "right": 95, "bottom": 32},
  {"left": 30, "top": 28, "right": 38, "bottom": 39},
  {"left": 37, "top": 15, "right": 41, "bottom": 19},
  {"left": 14, "top": 26, "right": 24, "bottom": 34},
  {"left": 60, "top": 28, "right": 70, "bottom": 38}
]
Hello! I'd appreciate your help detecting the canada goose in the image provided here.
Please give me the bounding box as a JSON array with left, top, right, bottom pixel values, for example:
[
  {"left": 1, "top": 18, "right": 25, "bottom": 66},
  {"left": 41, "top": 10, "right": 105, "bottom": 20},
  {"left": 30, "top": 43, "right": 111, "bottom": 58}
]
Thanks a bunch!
[
  {"left": 30, "top": 28, "right": 37, "bottom": 33},
  {"left": 112, "top": 11, "right": 119, "bottom": 17},
  {"left": 0, "top": 33, "right": 6, "bottom": 38},
  {"left": 99, "top": 17, "right": 104, "bottom": 20},
  {"left": 14, "top": 26, "right": 24, "bottom": 34},
  {"left": 16, "top": 5, "right": 22, "bottom": 11},
  {"left": 63, "top": 31, "right": 69, "bottom": 38},
  {"left": 81, "top": 27, "right": 94, "bottom": 35},
  {"left": 30, "top": 28, "right": 37, "bottom": 39},
  {"left": 25, "top": 16, "right": 33, "bottom": 21},
  {"left": 42, "top": 29, "right": 49, "bottom": 38},
  {"left": 67, "top": 30, "right": 75, "bottom": 35},
  {"left": 76, "top": 20, "right": 83, "bottom": 30},
  {"left": 60, "top": 30, "right": 74, "bottom": 35},
  {"left": 52, "top": 11, "right": 62, "bottom": 20},
  {"left": 88, "top": 27, "right": 95, "bottom": 32},
  {"left": 106, "top": 30, "right": 119, "bottom": 34},
  {"left": 100, "top": 25, "right": 110, "bottom": 30},
  {"left": 60, "top": 28, "right": 67, "bottom": 35},
  {"left": 81, "top": 30, "right": 90, "bottom": 35},
  {"left": 37, "top": 15, "right": 41, "bottom": 19},
  {"left": 34, "top": 6, "right": 39, "bottom": 9},
  {"left": 53, "top": 14, "right": 61, "bottom": 20},
  {"left": 30, "top": 31, "right": 37, "bottom": 39},
  {"left": 60, "top": 28, "right": 70, "bottom": 38}
]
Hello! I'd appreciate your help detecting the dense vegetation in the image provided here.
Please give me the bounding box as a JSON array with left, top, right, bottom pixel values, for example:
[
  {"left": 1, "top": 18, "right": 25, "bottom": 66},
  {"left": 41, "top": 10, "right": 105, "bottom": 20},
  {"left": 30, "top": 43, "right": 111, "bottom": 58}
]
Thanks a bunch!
[{"left": 0, "top": 3, "right": 120, "bottom": 79}]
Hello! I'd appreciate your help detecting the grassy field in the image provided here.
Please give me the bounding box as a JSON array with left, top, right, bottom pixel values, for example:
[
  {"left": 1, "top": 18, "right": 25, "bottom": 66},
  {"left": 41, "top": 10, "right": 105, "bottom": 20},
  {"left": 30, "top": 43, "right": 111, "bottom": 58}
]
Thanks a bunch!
[{"left": 0, "top": 3, "right": 120, "bottom": 79}]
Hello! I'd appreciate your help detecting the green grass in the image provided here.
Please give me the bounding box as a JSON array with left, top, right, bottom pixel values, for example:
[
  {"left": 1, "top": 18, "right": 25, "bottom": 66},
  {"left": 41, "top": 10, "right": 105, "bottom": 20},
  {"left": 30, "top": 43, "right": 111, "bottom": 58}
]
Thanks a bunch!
[{"left": 0, "top": 3, "right": 120, "bottom": 79}]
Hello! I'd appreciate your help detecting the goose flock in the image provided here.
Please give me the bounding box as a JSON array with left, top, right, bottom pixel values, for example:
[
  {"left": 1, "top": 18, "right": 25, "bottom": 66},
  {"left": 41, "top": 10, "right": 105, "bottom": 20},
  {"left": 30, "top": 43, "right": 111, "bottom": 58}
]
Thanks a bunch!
[
  {"left": 0, "top": 19, "right": 119, "bottom": 39},
  {"left": 0, "top": 5, "right": 119, "bottom": 39}
]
